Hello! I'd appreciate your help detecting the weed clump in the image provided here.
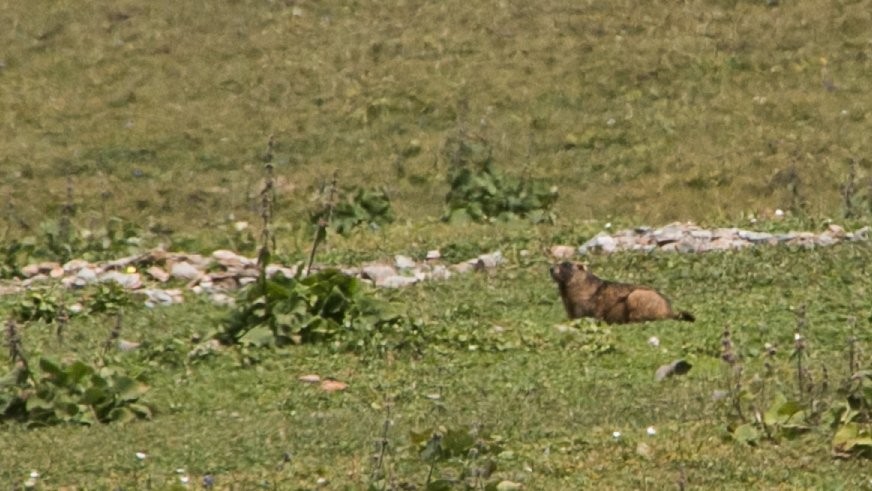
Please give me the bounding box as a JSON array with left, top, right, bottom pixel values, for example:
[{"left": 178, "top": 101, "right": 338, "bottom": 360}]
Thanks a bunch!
[{"left": 442, "top": 134, "right": 557, "bottom": 224}]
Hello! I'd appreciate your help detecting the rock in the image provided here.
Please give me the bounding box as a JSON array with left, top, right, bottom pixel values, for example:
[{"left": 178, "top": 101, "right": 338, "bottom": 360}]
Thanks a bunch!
[
  {"left": 63, "top": 259, "right": 91, "bottom": 274},
  {"left": 146, "top": 266, "right": 170, "bottom": 282},
  {"left": 74, "top": 267, "right": 100, "bottom": 287},
  {"left": 426, "top": 249, "right": 441, "bottom": 260},
  {"left": 22, "top": 262, "right": 57, "bottom": 278},
  {"left": 212, "top": 249, "right": 254, "bottom": 268},
  {"left": 207, "top": 272, "right": 239, "bottom": 290},
  {"left": 394, "top": 254, "right": 416, "bottom": 270},
  {"left": 429, "top": 265, "right": 452, "bottom": 280},
  {"left": 475, "top": 251, "right": 503, "bottom": 269},
  {"left": 379, "top": 275, "right": 418, "bottom": 288},
  {"left": 170, "top": 261, "right": 202, "bottom": 281},
  {"left": 737, "top": 230, "right": 776, "bottom": 244},
  {"left": 361, "top": 264, "right": 396, "bottom": 284},
  {"left": 49, "top": 267, "right": 65, "bottom": 279},
  {"left": 579, "top": 233, "right": 617, "bottom": 254},
  {"left": 655, "top": 359, "right": 692, "bottom": 381},
  {"left": 100, "top": 271, "right": 142, "bottom": 289},
  {"left": 549, "top": 245, "right": 575, "bottom": 259},
  {"left": 827, "top": 223, "right": 846, "bottom": 239},
  {"left": 652, "top": 225, "right": 685, "bottom": 245},
  {"left": 105, "top": 254, "right": 145, "bottom": 270},
  {"left": 319, "top": 379, "right": 348, "bottom": 392},
  {"left": 850, "top": 226, "right": 870, "bottom": 240},
  {"left": 815, "top": 234, "right": 838, "bottom": 247},
  {"left": 451, "top": 262, "right": 476, "bottom": 274},
  {"left": 141, "top": 288, "right": 176, "bottom": 307},
  {"left": 689, "top": 229, "right": 713, "bottom": 240}
]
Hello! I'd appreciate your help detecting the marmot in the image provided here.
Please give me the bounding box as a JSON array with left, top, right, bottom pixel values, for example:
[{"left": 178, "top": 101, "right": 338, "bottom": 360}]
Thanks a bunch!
[{"left": 550, "top": 261, "right": 694, "bottom": 324}]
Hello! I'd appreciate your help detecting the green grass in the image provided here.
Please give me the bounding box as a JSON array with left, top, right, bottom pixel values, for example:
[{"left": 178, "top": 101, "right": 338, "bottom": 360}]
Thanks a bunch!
[
  {"left": 3, "top": 244, "right": 872, "bottom": 488},
  {"left": 3, "top": 0, "right": 872, "bottom": 239},
  {"left": 3, "top": 0, "right": 872, "bottom": 488}
]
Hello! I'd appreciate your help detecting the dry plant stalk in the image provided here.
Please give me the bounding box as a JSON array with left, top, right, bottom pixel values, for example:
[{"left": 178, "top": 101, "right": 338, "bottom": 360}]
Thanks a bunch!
[
  {"left": 257, "top": 136, "right": 277, "bottom": 275},
  {"left": 305, "top": 171, "right": 338, "bottom": 276}
]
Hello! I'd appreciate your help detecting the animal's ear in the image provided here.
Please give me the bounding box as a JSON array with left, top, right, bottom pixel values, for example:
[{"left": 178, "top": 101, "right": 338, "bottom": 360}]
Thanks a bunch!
[{"left": 576, "top": 262, "right": 589, "bottom": 272}]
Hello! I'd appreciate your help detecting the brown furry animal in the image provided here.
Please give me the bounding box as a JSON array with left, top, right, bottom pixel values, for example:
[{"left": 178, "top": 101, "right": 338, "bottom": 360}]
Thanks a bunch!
[{"left": 550, "top": 261, "right": 694, "bottom": 324}]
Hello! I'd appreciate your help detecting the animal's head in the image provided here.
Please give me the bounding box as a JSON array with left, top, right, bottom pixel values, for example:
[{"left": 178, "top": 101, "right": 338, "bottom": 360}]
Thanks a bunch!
[{"left": 549, "top": 261, "right": 589, "bottom": 284}]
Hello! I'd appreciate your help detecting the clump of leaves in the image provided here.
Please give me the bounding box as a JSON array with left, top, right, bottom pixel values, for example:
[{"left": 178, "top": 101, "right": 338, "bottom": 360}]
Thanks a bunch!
[
  {"left": 0, "top": 239, "right": 34, "bottom": 279},
  {"left": 12, "top": 289, "right": 64, "bottom": 324},
  {"left": 831, "top": 370, "right": 872, "bottom": 458},
  {"left": 87, "top": 282, "right": 133, "bottom": 315},
  {"left": 310, "top": 185, "right": 395, "bottom": 235},
  {"left": 218, "top": 269, "right": 424, "bottom": 355},
  {"left": 442, "top": 135, "right": 557, "bottom": 224},
  {"left": 16, "top": 216, "right": 148, "bottom": 265},
  {"left": 409, "top": 424, "right": 503, "bottom": 490},
  {"left": 0, "top": 357, "right": 153, "bottom": 426}
]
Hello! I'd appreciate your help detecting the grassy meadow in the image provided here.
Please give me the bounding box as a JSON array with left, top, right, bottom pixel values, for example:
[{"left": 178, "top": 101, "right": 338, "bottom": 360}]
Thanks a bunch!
[{"left": 2, "top": 0, "right": 872, "bottom": 489}]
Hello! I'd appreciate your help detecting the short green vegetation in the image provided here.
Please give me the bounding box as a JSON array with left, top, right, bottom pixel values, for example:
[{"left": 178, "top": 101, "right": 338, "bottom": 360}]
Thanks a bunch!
[{"left": 2, "top": 0, "right": 872, "bottom": 489}]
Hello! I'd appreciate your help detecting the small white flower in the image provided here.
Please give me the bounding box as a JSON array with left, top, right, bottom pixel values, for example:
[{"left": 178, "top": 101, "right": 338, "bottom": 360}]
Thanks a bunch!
[
  {"left": 774, "top": 209, "right": 785, "bottom": 218},
  {"left": 316, "top": 477, "right": 328, "bottom": 485},
  {"left": 135, "top": 452, "right": 147, "bottom": 461},
  {"left": 176, "top": 468, "right": 186, "bottom": 474},
  {"left": 29, "top": 471, "right": 39, "bottom": 479},
  {"left": 612, "top": 431, "right": 622, "bottom": 440},
  {"left": 794, "top": 332, "right": 803, "bottom": 341},
  {"left": 841, "top": 109, "right": 849, "bottom": 116},
  {"left": 606, "top": 118, "right": 616, "bottom": 126},
  {"left": 647, "top": 336, "right": 660, "bottom": 348},
  {"left": 69, "top": 303, "right": 83, "bottom": 314},
  {"left": 646, "top": 426, "right": 657, "bottom": 436},
  {"left": 179, "top": 475, "right": 190, "bottom": 485},
  {"left": 24, "top": 478, "right": 37, "bottom": 488},
  {"left": 604, "top": 222, "right": 612, "bottom": 229}
]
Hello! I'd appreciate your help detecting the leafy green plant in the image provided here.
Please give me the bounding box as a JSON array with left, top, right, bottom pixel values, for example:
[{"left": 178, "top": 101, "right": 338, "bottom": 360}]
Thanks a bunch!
[
  {"left": 442, "top": 136, "right": 557, "bottom": 224},
  {"left": 831, "top": 370, "right": 872, "bottom": 458},
  {"left": 218, "top": 269, "right": 424, "bottom": 355},
  {"left": 12, "top": 289, "right": 64, "bottom": 324},
  {"left": 0, "top": 239, "right": 35, "bottom": 279},
  {"left": 310, "top": 185, "right": 395, "bottom": 235},
  {"left": 0, "top": 357, "right": 153, "bottom": 426},
  {"left": 409, "top": 424, "right": 503, "bottom": 490},
  {"left": 87, "top": 282, "right": 133, "bottom": 315}
]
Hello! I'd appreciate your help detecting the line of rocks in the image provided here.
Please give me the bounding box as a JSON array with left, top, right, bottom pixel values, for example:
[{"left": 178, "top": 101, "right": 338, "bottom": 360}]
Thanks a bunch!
[
  {"left": 3, "top": 249, "right": 506, "bottom": 307},
  {"left": 3, "top": 222, "right": 867, "bottom": 306},
  {"left": 551, "top": 222, "right": 870, "bottom": 257}
]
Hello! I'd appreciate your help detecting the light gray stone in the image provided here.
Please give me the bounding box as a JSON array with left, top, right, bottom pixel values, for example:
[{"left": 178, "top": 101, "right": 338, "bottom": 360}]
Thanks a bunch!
[
  {"left": 170, "top": 261, "right": 202, "bottom": 280},
  {"left": 361, "top": 264, "right": 396, "bottom": 284},
  {"left": 394, "top": 254, "right": 416, "bottom": 270}
]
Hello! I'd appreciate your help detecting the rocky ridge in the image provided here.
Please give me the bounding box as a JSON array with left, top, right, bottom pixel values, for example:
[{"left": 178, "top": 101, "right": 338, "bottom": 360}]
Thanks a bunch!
[{"left": 2, "top": 222, "right": 867, "bottom": 306}]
